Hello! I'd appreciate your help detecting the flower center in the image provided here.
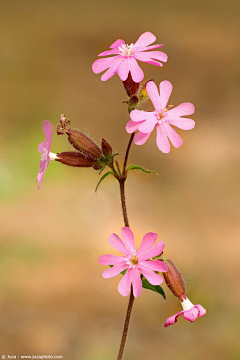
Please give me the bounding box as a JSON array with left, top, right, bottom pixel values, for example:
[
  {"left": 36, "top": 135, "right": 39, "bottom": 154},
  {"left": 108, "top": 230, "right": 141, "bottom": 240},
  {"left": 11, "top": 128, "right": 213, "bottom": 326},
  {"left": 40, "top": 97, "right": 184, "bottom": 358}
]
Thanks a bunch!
[
  {"left": 41, "top": 149, "right": 48, "bottom": 162},
  {"left": 118, "top": 43, "right": 134, "bottom": 56},
  {"left": 158, "top": 105, "right": 173, "bottom": 124},
  {"left": 130, "top": 254, "right": 138, "bottom": 265}
]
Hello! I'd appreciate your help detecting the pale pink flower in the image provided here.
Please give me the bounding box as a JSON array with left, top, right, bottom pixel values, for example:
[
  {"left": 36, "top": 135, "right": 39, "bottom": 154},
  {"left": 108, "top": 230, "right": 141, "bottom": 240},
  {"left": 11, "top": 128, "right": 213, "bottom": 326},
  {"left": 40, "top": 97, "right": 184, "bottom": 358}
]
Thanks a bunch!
[
  {"left": 37, "top": 120, "right": 58, "bottom": 190},
  {"left": 164, "top": 297, "right": 206, "bottom": 327},
  {"left": 126, "top": 80, "right": 195, "bottom": 153},
  {"left": 92, "top": 32, "right": 167, "bottom": 82},
  {"left": 98, "top": 227, "right": 168, "bottom": 298}
]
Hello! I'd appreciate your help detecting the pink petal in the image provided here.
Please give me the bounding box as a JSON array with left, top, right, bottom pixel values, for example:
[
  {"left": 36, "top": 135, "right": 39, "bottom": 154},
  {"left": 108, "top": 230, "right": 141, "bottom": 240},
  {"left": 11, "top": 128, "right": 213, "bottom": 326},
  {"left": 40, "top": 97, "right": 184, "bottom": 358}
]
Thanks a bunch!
[
  {"left": 129, "top": 57, "right": 144, "bottom": 83},
  {"left": 134, "top": 32, "right": 156, "bottom": 48},
  {"left": 139, "top": 44, "right": 164, "bottom": 51},
  {"left": 163, "top": 123, "right": 183, "bottom": 148},
  {"left": 38, "top": 141, "right": 46, "bottom": 153},
  {"left": 37, "top": 162, "right": 47, "bottom": 190},
  {"left": 102, "top": 263, "right": 128, "bottom": 279},
  {"left": 101, "top": 58, "right": 123, "bottom": 81},
  {"left": 98, "top": 49, "right": 120, "bottom": 56},
  {"left": 140, "top": 241, "right": 165, "bottom": 261},
  {"left": 132, "top": 268, "right": 142, "bottom": 297},
  {"left": 118, "top": 269, "right": 132, "bottom": 296},
  {"left": 109, "top": 233, "right": 130, "bottom": 256},
  {"left": 166, "top": 117, "right": 195, "bottom": 130},
  {"left": 110, "top": 39, "right": 125, "bottom": 49},
  {"left": 43, "top": 121, "right": 53, "bottom": 150},
  {"left": 196, "top": 304, "right": 206, "bottom": 317},
  {"left": 130, "top": 109, "right": 153, "bottom": 123},
  {"left": 138, "top": 267, "right": 163, "bottom": 285},
  {"left": 139, "top": 260, "right": 168, "bottom": 272},
  {"left": 121, "top": 227, "right": 136, "bottom": 254},
  {"left": 134, "top": 52, "right": 163, "bottom": 67},
  {"left": 146, "top": 81, "right": 161, "bottom": 112},
  {"left": 92, "top": 57, "right": 118, "bottom": 74},
  {"left": 168, "top": 102, "right": 195, "bottom": 117},
  {"left": 156, "top": 123, "right": 170, "bottom": 153},
  {"left": 164, "top": 311, "right": 184, "bottom": 327},
  {"left": 159, "top": 81, "right": 173, "bottom": 110},
  {"left": 126, "top": 120, "right": 144, "bottom": 134},
  {"left": 146, "top": 50, "right": 168, "bottom": 63},
  {"left": 183, "top": 307, "right": 199, "bottom": 322},
  {"left": 137, "top": 232, "right": 158, "bottom": 259},
  {"left": 98, "top": 254, "right": 126, "bottom": 265},
  {"left": 117, "top": 57, "right": 130, "bottom": 81},
  {"left": 138, "top": 115, "right": 158, "bottom": 133},
  {"left": 134, "top": 132, "right": 151, "bottom": 145}
]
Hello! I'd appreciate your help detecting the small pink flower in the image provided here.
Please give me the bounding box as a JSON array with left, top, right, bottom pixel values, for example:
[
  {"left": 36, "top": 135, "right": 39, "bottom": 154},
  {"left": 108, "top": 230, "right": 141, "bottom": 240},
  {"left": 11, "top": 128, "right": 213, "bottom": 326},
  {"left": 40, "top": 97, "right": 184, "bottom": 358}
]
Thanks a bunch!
[
  {"left": 92, "top": 32, "right": 167, "bottom": 82},
  {"left": 37, "top": 120, "right": 58, "bottom": 190},
  {"left": 164, "top": 297, "right": 206, "bottom": 327},
  {"left": 126, "top": 80, "right": 195, "bottom": 153},
  {"left": 98, "top": 227, "right": 168, "bottom": 298}
]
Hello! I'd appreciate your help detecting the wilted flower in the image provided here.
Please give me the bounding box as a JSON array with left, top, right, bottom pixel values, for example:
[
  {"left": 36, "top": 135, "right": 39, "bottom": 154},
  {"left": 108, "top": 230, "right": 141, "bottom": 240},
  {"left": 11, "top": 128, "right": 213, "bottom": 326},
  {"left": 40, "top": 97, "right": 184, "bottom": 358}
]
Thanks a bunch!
[
  {"left": 92, "top": 32, "right": 167, "bottom": 82},
  {"left": 126, "top": 80, "right": 195, "bottom": 153},
  {"left": 37, "top": 120, "right": 58, "bottom": 190},
  {"left": 98, "top": 227, "right": 168, "bottom": 298}
]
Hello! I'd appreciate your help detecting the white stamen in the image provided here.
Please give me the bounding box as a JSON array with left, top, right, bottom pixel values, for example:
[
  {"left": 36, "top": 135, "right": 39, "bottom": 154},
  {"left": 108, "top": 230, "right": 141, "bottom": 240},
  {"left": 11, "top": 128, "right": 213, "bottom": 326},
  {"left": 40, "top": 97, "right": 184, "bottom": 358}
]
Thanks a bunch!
[
  {"left": 181, "top": 297, "right": 195, "bottom": 311},
  {"left": 49, "top": 152, "right": 59, "bottom": 161},
  {"left": 118, "top": 43, "right": 134, "bottom": 56}
]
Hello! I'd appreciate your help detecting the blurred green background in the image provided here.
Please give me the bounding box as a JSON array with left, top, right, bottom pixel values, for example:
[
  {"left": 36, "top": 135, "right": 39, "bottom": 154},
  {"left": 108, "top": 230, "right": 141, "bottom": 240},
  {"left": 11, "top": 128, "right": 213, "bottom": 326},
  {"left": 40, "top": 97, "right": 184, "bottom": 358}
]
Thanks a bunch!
[{"left": 0, "top": 0, "right": 239, "bottom": 359}]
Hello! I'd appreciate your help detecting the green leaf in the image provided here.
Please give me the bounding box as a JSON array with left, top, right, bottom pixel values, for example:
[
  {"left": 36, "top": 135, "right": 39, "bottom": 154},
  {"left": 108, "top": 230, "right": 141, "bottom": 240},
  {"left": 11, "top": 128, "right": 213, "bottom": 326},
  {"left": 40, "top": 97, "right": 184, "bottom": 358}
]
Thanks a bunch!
[
  {"left": 126, "top": 165, "right": 156, "bottom": 174},
  {"left": 95, "top": 171, "right": 114, "bottom": 192},
  {"left": 142, "top": 278, "right": 166, "bottom": 299}
]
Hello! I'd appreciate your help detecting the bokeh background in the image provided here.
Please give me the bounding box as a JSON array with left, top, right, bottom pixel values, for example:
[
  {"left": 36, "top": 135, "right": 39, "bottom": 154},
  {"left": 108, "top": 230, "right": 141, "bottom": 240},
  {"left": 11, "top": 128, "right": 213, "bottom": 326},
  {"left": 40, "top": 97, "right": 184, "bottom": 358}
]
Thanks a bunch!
[{"left": 0, "top": 0, "right": 239, "bottom": 359}]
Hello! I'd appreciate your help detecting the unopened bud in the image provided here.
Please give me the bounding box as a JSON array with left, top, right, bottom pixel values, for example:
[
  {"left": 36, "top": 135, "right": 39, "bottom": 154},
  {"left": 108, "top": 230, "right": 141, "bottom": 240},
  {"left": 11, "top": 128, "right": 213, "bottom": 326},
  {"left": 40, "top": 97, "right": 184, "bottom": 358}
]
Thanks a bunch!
[
  {"left": 122, "top": 72, "right": 140, "bottom": 97},
  {"left": 163, "top": 259, "right": 187, "bottom": 301},
  {"left": 56, "top": 152, "right": 97, "bottom": 167},
  {"left": 101, "top": 139, "right": 112, "bottom": 158},
  {"left": 67, "top": 129, "right": 101, "bottom": 160}
]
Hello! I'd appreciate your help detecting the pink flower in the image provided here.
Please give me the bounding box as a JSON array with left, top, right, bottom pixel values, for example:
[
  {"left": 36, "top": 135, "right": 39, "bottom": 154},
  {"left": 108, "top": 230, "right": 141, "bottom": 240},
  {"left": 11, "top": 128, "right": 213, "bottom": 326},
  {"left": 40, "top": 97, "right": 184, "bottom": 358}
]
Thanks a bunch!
[
  {"left": 126, "top": 80, "right": 195, "bottom": 153},
  {"left": 92, "top": 32, "right": 167, "bottom": 82},
  {"left": 37, "top": 120, "right": 58, "bottom": 190},
  {"left": 98, "top": 227, "right": 168, "bottom": 298},
  {"left": 164, "top": 297, "right": 206, "bottom": 327}
]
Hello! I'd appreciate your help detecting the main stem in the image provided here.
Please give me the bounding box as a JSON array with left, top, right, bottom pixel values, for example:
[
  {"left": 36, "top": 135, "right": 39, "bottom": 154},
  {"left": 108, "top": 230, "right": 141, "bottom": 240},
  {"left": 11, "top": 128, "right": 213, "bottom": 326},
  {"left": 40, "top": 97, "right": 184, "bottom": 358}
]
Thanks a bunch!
[{"left": 116, "top": 133, "right": 135, "bottom": 360}]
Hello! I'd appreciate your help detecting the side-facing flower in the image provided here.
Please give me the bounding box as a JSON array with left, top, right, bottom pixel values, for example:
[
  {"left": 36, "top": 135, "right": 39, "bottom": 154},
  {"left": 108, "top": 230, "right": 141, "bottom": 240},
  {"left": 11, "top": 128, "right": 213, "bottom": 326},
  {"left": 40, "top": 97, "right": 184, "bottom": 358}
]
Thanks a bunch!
[
  {"left": 92, "top": 32, "right": 167, "bottom": 82},
  {"left": 163, "top": 259, "right": 206, "bottom": 327},
  {"left": 98, "top": 227, "right": 168, "bottom": 298},
  {"left": 126, "top": 80, "right": 195, "bottom": 153},
  {"left": 164, "top": 298, "right": 206, "bottom": 327},
  {"left": 37, "top": 120, "right": 58, "bottom": 190}
]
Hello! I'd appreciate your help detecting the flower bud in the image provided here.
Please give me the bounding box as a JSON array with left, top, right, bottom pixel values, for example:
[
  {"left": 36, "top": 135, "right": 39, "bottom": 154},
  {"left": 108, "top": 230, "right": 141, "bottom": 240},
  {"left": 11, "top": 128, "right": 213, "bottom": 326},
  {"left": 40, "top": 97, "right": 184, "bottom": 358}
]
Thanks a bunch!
[
  {"left": 101, "top": 139, "right": 112, "bottom": 158},
  {"left": 56, "top": 152, "right": 97, "bottom": 167},
  {"left": 122, "top": 72, "right": 140, "bottom": 97},
  {"left": 56, "top": 114, "right": 101, "bottom": 160},
  {"left": 67, "top": 129, "right": 101, "bottom": 160},
  {"left": 162, "top": 259, "right": 187, "bottom": 301}
]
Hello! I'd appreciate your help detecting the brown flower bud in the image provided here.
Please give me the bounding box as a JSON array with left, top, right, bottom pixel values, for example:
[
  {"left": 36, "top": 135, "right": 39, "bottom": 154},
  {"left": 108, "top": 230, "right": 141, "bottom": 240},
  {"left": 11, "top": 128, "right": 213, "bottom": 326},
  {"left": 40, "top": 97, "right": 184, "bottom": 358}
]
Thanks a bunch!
[
  {"left": 163, "top": 259, "right": 187, "bottom": 301},
  {"left": 66, "top": 129, "right": 101, "bottom": 160},
  {"left": 56, "top": 152, "right": 97, "bottom": 167},
  {"left": 101, "top": 139, "right": 112, "bottom": 158},
  {"left": 122, "top": 72, "right": 140, "bottom": 97}
]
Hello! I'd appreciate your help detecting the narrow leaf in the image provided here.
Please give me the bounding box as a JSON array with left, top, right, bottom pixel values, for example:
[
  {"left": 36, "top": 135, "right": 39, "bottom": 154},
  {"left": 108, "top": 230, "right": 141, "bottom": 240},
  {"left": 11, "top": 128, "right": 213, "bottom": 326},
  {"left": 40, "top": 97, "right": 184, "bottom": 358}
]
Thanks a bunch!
[
  {"left": 142, "top": 278, "right": 166, "bottom": 299},
  {"left": 126, "top": 165, "right": 156, "bottom": 174},
  {"left": 95, "top": 171, "right": 114, "bottom": 192}
]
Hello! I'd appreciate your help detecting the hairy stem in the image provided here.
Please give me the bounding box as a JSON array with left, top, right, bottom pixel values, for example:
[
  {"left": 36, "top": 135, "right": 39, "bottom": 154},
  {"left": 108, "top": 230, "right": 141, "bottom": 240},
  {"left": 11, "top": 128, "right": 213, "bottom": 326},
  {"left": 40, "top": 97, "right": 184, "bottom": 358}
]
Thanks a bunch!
[
  {"left": 117, "top": 289, "right": 135, "bottom": 360},
  {"left": 116, "top": 133, "right": 135, "bottom": 360}
]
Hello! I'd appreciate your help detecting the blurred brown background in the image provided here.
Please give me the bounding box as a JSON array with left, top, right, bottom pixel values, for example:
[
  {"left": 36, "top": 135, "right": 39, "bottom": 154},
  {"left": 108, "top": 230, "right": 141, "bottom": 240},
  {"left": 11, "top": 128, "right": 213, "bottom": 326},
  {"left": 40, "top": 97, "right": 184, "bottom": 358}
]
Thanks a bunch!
[{"left": 0, "top": 0, "right": 239, "bottom": 359}]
